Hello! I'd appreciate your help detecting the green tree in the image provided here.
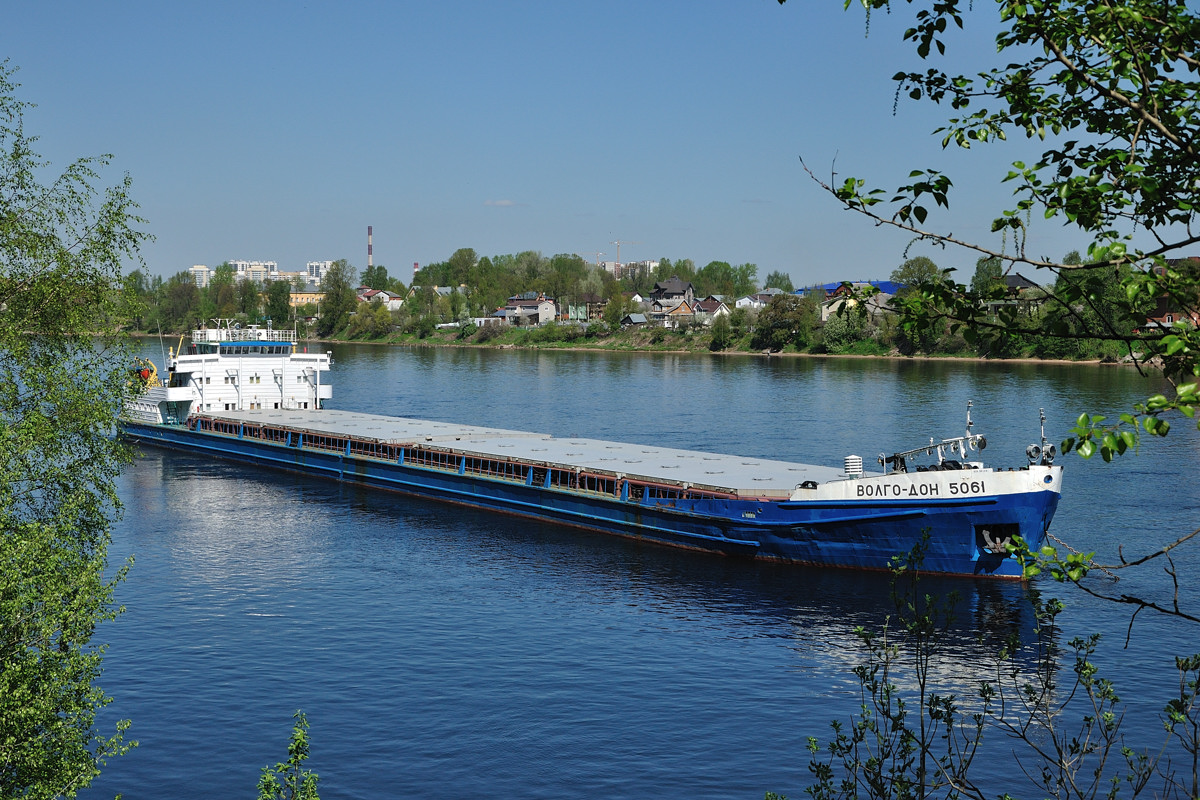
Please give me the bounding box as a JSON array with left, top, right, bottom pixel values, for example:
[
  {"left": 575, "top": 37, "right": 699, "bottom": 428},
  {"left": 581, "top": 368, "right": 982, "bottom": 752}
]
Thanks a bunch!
[
  {"left": 695, "top": 261, "right": 760, "bottom": 298},
  {"left": 763, "top": 270, "right": 795, "bottom": 293},
  {"left": 209, "top": 262, "right": 237, "bottom": 318},
  {"left": 316, "top": 259, "right": 357, "bottom": 338},
  {"left": 237, "top": 277, "right": 261, "bottom": 319},
  {"left": 695, "top": 260, "right": 737, "bottom": 297},
  {"left": 257, "top": 711, "right": 320, "bottom": 800},
  {"left": 265, "top": 279, "right": 293, "bottom": 327},
  {"left": 969, "top": 256, "right": 1003, "bottom": 297},
  {"left": 603, "top": 294, "right": 632, "bottom": 329},
  {"left": 446, "top": 247, "right": 478, "bottom": 285},
  {"left": 347, "top": 298, "right": 392, "bottom": 339},
  {"left": 890, "top": 256, "right": 942, "bottom": 294},
  {"left": 732, "top": 263, "right": 759, "bottom": 297},
  {"left": 361, "top": 263, "right": 390, "bottom": 290},
  {"left": 709, "top": 313, "right": 733, "bottom": 351},
  {"left": 751, "top": 294, "right": 819, "bottom": 351},
  {"left": 0, "top": 61, "right": 146, "bottom": 799},
  {"left": 122, "top": 269, "right": 154, "bottom": 330},
  {"left": 162, "top": 271, "right": 201, "bottom": 332},
  {"left": 820, "top": 305, "right": 870, "bottom": 353}
]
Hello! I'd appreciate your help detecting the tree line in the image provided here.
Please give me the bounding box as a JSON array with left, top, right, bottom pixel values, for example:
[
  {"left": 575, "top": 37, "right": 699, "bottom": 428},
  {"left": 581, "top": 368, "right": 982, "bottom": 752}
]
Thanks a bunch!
[{"left": 121, "top": 248, "right": 798, "bottom": 337}]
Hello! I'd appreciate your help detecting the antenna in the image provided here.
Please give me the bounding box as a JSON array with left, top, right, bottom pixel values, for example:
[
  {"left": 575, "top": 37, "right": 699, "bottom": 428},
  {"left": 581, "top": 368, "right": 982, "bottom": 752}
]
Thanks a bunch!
[{"left": 367, "top": 226, "right": 373, "bottom": 269}]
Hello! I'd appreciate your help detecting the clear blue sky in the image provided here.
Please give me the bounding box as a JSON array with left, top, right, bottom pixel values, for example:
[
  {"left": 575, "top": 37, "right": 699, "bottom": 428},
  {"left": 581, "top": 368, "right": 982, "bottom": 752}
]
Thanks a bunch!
[{"left": 6, "top": 0, "right": 1087, "bottom": 287}]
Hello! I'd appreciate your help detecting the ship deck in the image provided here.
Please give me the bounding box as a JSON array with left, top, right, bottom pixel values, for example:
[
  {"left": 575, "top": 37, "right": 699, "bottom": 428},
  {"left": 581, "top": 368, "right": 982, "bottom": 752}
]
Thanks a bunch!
[{"left": 205, "top": 408, "right": 851, "bottom": 497}]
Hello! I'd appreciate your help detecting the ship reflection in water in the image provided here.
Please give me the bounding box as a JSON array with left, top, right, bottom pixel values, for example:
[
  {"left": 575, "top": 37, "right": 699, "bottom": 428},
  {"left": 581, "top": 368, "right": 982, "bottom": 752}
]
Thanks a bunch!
[{"left": 124, "top": 446, "right": 1047, "bottom": 698}]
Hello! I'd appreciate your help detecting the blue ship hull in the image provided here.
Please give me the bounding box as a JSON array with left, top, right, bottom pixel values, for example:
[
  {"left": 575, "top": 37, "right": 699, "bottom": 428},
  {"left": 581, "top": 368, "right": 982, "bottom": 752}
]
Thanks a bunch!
[{"left": 120, "top": 419, "right": 1060, "bottom": 579}]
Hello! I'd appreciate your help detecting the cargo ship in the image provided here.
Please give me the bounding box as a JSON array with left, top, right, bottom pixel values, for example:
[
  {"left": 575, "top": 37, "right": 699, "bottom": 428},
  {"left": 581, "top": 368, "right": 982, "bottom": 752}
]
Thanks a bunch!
[{"left": 121, "top": 321, "right": 1064, "bottom": 578}]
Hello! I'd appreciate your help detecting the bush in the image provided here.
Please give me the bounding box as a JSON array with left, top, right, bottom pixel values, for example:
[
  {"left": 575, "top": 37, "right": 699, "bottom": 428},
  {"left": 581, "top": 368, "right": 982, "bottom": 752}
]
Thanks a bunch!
[
  {"left": 820, "top": 308, "right": 869, "bottom": 353},
  {"left": 709, "top": 314, "right": 732, "bottom": 351},
  {"left": 474, "top": 321, "right": 504, "bottom": 343},
  {"left": 413, "top": 315, "right": 436, "bottom": 339}
]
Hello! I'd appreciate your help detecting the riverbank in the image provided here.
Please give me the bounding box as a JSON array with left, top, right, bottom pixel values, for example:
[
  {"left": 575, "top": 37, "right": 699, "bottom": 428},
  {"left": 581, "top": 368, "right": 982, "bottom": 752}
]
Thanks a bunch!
[
  {"left": 309, "top": 329, "right": 1122, "bottom": 368},
  {"left": 127, "top": 326, "right": 1124, "bottom": 368}
]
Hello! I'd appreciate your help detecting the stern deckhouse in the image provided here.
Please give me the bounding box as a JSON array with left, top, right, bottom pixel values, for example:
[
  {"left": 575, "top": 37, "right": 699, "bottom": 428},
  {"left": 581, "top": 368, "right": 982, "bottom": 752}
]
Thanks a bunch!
[{"left": 125, "top": 320, "right": 332, "bottom": 425}]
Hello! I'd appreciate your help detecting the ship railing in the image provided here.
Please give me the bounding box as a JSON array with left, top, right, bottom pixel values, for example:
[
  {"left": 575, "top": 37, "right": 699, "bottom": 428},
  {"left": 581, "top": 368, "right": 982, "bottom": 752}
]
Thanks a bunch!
[
  {"left": 188, "top": 415, "right": 751, "bottom": 504},
  {"left": 880, "top": 433, "right": 988, "bottom": 474},
  {"left": 191, "top": 326, "right": 297, "bottom": 344}
]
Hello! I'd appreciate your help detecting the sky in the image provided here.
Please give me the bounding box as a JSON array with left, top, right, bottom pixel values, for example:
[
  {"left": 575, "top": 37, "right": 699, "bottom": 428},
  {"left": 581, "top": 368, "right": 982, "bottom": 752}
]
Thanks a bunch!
[{"left": 6, "top": 1, "right": 1090, "bottom": 287}]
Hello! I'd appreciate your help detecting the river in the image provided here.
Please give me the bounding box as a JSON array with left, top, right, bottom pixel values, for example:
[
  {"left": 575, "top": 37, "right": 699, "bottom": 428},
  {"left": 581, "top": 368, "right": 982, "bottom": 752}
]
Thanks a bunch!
[{"left": 86, "top": 345, "right": 1200, "bottom": 799}]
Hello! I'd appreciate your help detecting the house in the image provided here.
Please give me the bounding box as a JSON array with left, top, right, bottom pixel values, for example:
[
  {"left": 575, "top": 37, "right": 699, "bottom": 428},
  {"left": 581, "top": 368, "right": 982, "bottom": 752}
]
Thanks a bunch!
[
  {"left": 1003, "top": 274, "right": 1040, "bottom": 295},
  {"left": 559, "top": 292, "right": 607, "bottom": 322},
  {"left": 621, "top": 313, "right": 648, "bottom": 327},
  {"left": 1144, "top": 300, "right": 1200, "bottom": 328},
  {"left": 498, "top": 291, "right": 556, "bottom": 326},
  {"left": 357, "top": 288, "right": 404, "bottom": 311},
  {"left": 693, "top": 298, "right": 730, "bottom": 326},
  {"left": 650, "top": 276, "right": 695, "bottom": 308},
  {"left": 289, "top": 283, "right": 324, "bottom": 309},
  {"left": 651, "top": 299, "right": 697, "bottom": 329},
  {"left": 1144, "top": 261, "right": 1200, "bottom": 328},
  {"left": 729, "top": 289, "right": 787, "bottom": 311},
  {"left": 820, "top": 282, "right": 897, "bottom": 322},
  {"left": 980, "top": 274, "right": 1045, "bottom": 318}
]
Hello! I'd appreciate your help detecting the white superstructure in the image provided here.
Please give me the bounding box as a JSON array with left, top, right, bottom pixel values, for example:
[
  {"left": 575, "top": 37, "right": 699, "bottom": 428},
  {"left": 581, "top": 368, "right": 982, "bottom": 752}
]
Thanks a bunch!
[{"left": 126, "top": 320, "right": 332, "bottom": 424}]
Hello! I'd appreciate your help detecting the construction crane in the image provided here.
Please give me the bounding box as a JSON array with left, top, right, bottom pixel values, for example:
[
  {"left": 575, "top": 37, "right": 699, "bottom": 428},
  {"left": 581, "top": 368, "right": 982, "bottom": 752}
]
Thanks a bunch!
[
  {"left": 610, "top": 239, "right": 641, "bottom": 272},
  {"left": 585, "top": 251, "right": 605, "bottom": 267}
]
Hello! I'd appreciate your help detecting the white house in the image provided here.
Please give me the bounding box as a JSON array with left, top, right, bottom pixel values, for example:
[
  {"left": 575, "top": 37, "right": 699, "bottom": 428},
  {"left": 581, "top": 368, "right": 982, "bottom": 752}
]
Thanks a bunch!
[{"left": 499, "top": 292, "right": 556, "bottom": 326}]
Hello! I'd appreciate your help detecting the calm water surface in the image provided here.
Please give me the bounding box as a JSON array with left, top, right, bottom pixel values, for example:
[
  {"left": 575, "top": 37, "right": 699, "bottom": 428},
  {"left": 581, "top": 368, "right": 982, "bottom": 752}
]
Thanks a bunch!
[{"left": 88, "top": 347, "right": 1200, "bottom": 799}]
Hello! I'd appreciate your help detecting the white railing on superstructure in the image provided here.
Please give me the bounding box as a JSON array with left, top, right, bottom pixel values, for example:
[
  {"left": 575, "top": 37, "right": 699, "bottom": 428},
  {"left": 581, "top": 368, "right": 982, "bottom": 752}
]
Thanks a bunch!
[{"left": 191, "top": 326, "right": 297, "bottom": 344}]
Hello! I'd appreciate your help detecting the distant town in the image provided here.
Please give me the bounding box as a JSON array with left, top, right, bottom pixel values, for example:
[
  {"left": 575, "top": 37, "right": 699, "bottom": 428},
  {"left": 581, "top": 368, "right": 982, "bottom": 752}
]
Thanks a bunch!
[{"left": 124, "top": 248, "right": 1199, "bottom": 361}]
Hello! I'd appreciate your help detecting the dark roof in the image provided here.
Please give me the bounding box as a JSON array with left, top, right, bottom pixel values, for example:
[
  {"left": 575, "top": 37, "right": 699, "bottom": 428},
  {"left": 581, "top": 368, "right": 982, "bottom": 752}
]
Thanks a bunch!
[
  {"left": 1004, "top": 274, "right": 1039, "bottom": 291},
  {"left": 652, "top": 276, "right": 694, "bottom": 296}
]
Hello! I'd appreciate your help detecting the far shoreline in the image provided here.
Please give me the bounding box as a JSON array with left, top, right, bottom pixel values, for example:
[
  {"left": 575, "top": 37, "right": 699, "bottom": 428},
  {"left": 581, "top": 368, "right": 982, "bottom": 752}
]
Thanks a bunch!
[
  {"left": 128, "top": 331, "right": 1131, "bottom": 369},
  {"left": 129, "top": 331, "right": 1142, "bottom": 371}
]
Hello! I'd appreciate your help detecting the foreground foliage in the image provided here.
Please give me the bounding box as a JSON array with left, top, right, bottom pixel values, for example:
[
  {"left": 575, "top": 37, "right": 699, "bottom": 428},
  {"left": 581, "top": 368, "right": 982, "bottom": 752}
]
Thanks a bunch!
[
  {"left": 769, "top": 549, "right": 1200, "bottom": 800},
  {"left": 790, "top": 0, "right": 1200, "bottom": 463},
  {"left": 764, "top": 0, "right": 1200, "bottom": 797},
  {"left": 0, "top": 61, "right": 147, "bottom": 797},
  {"left": 257, "top": 712, "right": 320, "bottom": 800}
]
